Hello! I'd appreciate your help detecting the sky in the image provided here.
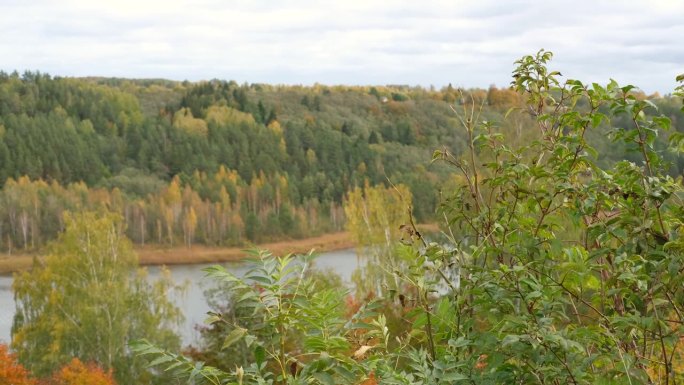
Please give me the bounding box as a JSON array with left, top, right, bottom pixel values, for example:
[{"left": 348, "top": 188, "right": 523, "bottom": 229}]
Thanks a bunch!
[{"left": 0, "top": 0, "right": 682, "bottom": 94}]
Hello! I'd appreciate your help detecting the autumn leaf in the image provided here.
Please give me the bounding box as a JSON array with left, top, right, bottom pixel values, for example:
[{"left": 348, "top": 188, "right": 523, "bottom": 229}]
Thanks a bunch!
[{"left": 357, "top": 371, "right": 377, "bottom": 385}]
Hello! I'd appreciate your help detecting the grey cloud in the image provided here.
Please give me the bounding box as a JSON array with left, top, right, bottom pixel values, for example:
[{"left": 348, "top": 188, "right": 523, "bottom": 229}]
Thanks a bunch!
[{"left": 0, "top": 0, "right": 681, "bottom": 93}]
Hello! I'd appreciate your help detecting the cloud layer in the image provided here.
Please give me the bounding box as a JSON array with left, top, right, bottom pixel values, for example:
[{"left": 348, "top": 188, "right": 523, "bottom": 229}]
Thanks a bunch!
[{"left": 1, "top": 0, "right": 682, "bottom": 93}]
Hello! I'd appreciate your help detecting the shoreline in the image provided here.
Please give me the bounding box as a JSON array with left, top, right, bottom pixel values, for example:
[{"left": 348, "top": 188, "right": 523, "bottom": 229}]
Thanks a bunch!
[
  {"left": 0, "top": 231, "right": 355, "bottom": 274},
  {"left": 136, "top": 231, "right": 356, "bottom": 267},
  {"left": 0, "top": 224, "right": 440, "bottom": 275}
]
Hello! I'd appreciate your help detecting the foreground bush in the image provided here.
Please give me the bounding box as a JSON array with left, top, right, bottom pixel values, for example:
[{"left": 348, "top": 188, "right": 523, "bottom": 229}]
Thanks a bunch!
[
  {"left": 0, "top": 344, "right": 36, "bottom": 385},
  {"left": 136, "top": 51, "right": 684, "bottom": 384},
  {"left": 47, "top": 358, "right": 116, "bottom": 385},
  {"left": 1, "top": 345, "right": 116, "bottom": 385}
]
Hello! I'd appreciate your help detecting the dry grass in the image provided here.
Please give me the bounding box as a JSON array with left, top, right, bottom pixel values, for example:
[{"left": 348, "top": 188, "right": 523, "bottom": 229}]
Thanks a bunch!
[
  {"left": 0, "top": 232, "right": 354, "bottom": 274},
  {"left": 0, "top": 224, "right": 440, "bottom": 274},
  {"left": 0, "top": 254, "right": 34, "bottom": 274},
  {"left": 136, "top": 231, "right": 355, "bottom": 266}
]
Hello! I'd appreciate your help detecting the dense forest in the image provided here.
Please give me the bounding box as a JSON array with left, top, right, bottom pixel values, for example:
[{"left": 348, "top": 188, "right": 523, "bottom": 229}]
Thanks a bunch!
[{"left": 0, "top": 71, "right": 683, "bottom": 252}]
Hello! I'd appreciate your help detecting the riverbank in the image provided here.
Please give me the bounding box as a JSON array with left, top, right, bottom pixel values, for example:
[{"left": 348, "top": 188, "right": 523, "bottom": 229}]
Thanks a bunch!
[
  {"left": 0, "top": 224, "right": 441, "bottom": 274},
  {"left": 0, "top": 231, "right": 355, "bottom": 274},
  {"left": 136, "top": 231, "right": 355, "bottom": 266}
]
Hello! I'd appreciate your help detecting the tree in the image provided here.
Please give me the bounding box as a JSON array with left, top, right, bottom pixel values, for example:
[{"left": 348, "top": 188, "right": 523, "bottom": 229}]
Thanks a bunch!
[
  {"left": 486, "top": 84, "right": 520, "bottom": 108},
  {"left": 11, "top": 211, "right": 182, "bottom": 384},
  {"left": 344, "top": 183, "right": 411, "bottom": 252},
  {"left": 182, "top": 206, "right": 197, "bottom": 247},
  {"left": 344, "top": 183, "right": 412, "bottom": 297}
]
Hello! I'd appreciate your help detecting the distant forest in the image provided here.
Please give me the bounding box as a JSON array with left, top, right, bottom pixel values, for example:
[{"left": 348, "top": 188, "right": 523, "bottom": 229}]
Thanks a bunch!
[{"left": 0, "top": 71, "right": 682, "bottom": 251}]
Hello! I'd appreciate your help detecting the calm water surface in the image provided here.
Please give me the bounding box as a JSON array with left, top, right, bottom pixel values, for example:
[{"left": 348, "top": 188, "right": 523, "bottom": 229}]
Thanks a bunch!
[{"left": 0, "top": 249, "right": 358, "bottom": 346}]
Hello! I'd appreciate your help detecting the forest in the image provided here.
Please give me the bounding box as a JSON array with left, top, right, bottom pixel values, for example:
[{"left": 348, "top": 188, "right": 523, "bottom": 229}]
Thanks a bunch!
[
  {"left": 1, "top": 69, "right": 682, "bottom": 252},
  {"left": 2, "top": 50, "right": 684, "bottom": 384}
]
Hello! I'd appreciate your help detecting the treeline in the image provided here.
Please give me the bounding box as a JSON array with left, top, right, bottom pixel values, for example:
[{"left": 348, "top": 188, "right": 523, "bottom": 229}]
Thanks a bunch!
[
  {"left": 0, "top": 170, "right": 344, "bottom": 252},
  {"left": 1, "top": 70, "right": 683, "bottom": 251}
]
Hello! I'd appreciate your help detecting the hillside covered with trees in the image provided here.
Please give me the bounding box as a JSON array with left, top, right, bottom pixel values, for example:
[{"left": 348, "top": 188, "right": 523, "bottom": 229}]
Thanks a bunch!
[{"left": 1, "top": 71, "right": 683, "bottom": 252}]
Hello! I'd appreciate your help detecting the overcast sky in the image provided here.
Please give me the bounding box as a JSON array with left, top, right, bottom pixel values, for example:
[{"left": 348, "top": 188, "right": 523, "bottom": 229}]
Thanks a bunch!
[{"left": 1, "top": 0, "right": 682, "bottom": 94}]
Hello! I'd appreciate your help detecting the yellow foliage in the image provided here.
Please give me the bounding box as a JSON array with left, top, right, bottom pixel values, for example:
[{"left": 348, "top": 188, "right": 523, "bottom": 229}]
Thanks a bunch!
[
  {"left": 205, "top": 105, "right": 255, "bottom": 126},
  {"left": 306, "top": 149, "right": 317, "bottom": 165},
  {"left": 172, "top": 108, "right": 208, "bottom": 136},
  {"left": 356, "top": 162, "right": 367, "bottom": 175},
  {"left": 267, "top": 120, "right": 282, "bottom": 135},
  {"left": 163, "top": 176, "right": 182, "bottom": 205},
  {"left": 487, "top": 86, "right": 521, "bottom": 108},
  {"left": 344, "top": 183, "right": 412, "bottom": 249},
  {"left": 219, "top": 186, "right": 231, "bottom": 208}
]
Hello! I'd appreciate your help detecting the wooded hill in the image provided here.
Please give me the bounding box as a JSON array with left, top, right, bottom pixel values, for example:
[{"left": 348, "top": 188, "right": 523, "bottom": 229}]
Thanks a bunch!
[{"left": 0, "top": 71, "right": 682, "bottom": 251}]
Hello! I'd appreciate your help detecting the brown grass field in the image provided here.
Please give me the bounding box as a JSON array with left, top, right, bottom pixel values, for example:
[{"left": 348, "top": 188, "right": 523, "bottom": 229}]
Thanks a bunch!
[
  {"left": 135, "top": 231, "right": 356, "bottom": 266},
  {"left": 0, "top": 254, "right": 34, "bottom": 274},
  {"left": 0, "top": 224, "right": 440, "bottom": 274},
  {"left": 0, "top": 231, "right": 354, "bottom": 274}
]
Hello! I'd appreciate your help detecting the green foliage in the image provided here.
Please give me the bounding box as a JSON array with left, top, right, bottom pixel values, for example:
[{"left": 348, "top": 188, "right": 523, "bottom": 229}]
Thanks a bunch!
[
  {"left": 0, "top": 72, "right": 478, "bottom": 251},
  {"left": 134, "top": 251, "right": 371, "bottom": 385},
  {"left": 424, "top": 49, "right": 684, "bottom": 383},
  {"left": 137, "top": 52, "right": 684, "bottom": 384},
  {"left": 185, "top": 258, "right": 348, "bottom": 374},
  {"left": 11, "top": 211, "right": 183, "bottom": 384},
  {"left": 2, "top": 70, "right": 682, "bottom": 251}
]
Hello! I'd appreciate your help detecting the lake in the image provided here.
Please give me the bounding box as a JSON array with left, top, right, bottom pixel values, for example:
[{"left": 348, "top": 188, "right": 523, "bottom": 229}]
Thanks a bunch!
[{"left": 0, "top": 248, "right": 359, "bottom": 346}]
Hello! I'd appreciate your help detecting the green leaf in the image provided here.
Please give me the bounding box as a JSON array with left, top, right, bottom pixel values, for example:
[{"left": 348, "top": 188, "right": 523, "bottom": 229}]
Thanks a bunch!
[
  {"left": 620, "top": 85, "right": 636, "bottom": 93},
  {"left": 441, "top": 372, "right": 469, "bottom": 382},
  {"left": 653, "top": 116, "right": 670, "bottom": 130},
  {"left": 313, "top": 372, "right": 335, "bottom": 385},
  {"left": 349, "top": 322, "right": 374, "bottom": 330},
  {"left": 148, "top": 354, "right": 174, "bottom": 367},
  {"left": 504, "top": 107, "right": 519, "bottom": 120},
  {"left": 448, "top": 337, "right": 471, "bottom": 349},
  {"left": 204, "top": 314, "right": 221, "bottom": 325},
  {"left": 432, "top": 149, "right": 445, "bottom": 162},
  {"left": 591, "top": 113, "right": 605, "bottom": 128},
  {"left": 502, "top": 334, "right": 521, "bottom": 347},
  {"left": 334, "top": 366, "right": 355, "bottom": 382},
  {"left": 643, "top": 99, "right": 658, "bottom": 111},
  {"left": 164, "top": 360, "right": 187, "bottom": 372},
  {"left": 222, "top": 327, "right": 247, "bottom": 350},
  {"left": 254, "top": 345, "right": 266, "bottom": 367},
  {"left": 413, "top": 313, "right": 428, "bottom": 329},
  {"left": 244, "top": 334, "right": 257, "bottom": 347},
  {"left": 247, "top": 275, "right": 273, "bottom": 284},
  {"left": 237, "top": 290, "right": 257, "bottom": 303}
]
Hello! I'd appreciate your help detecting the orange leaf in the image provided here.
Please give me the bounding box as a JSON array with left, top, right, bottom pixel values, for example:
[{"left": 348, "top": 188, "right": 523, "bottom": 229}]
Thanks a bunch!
[{"left": 358, "top": 371, "right": 377, "bottom": 385}]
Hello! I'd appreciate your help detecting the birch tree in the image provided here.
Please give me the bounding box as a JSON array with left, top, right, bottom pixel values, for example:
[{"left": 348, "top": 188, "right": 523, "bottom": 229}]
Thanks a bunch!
[{"left": 11, "top": 211, "right": 182, "bottom": 384}]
